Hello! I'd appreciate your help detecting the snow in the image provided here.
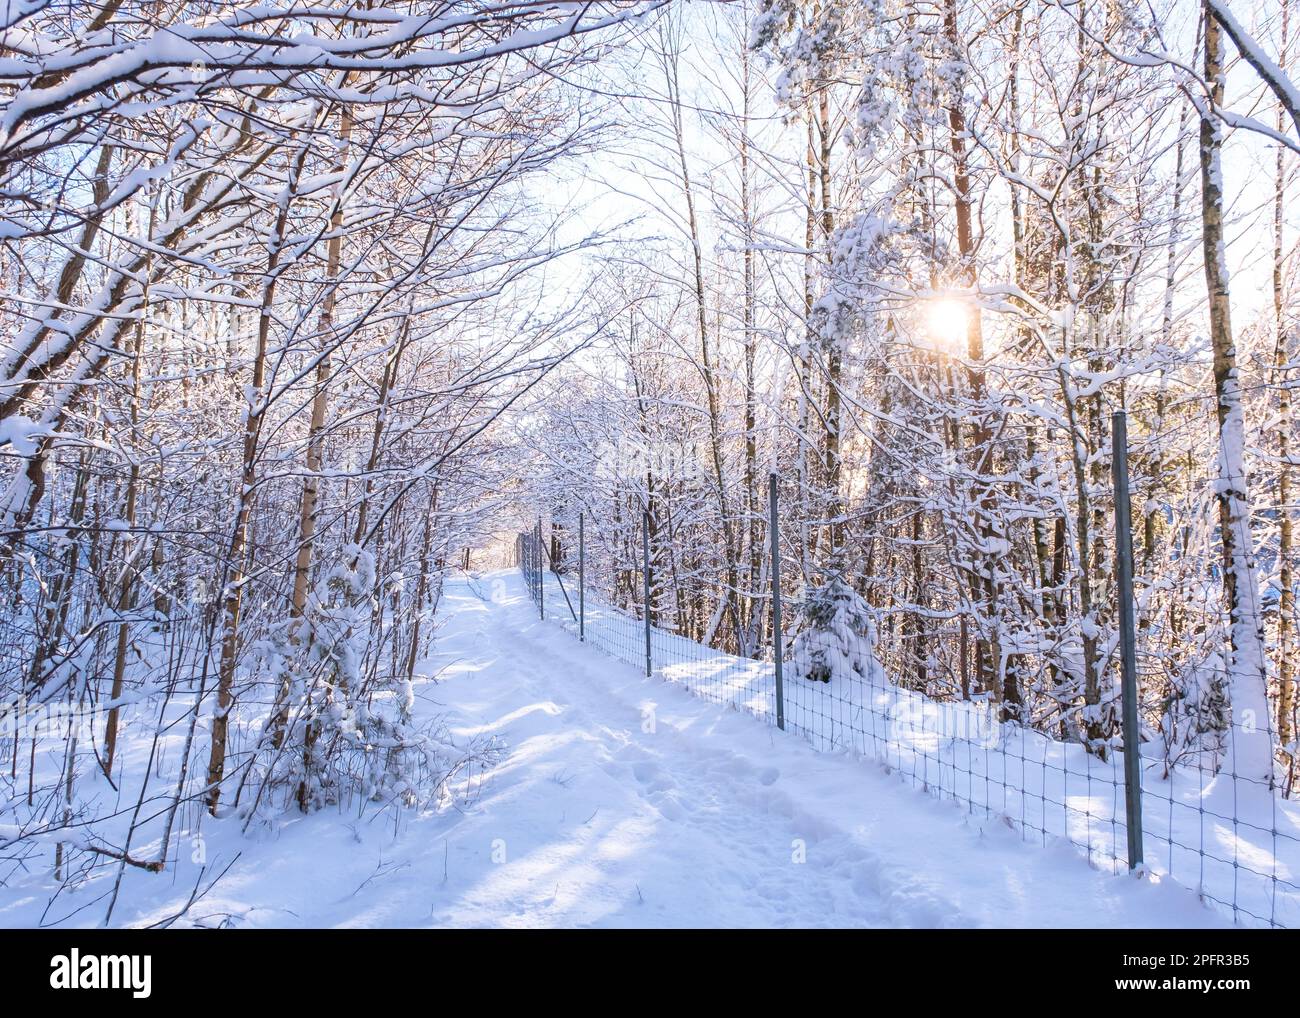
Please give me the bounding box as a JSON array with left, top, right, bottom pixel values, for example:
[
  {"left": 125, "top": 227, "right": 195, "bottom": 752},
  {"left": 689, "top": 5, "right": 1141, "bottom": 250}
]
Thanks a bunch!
[
  {"left": 0, "top": 569, "right": 1230, "bottom": 928},
  {"left": 535, "top": 573, "right": 1300, "bottom": 928},
  {"left": 0, "top": 414, "right": 42, "bottom": 455}
]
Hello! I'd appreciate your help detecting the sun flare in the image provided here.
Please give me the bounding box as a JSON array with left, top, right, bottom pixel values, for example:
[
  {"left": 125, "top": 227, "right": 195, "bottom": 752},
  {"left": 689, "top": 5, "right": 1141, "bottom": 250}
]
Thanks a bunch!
[{"left": 925, "top": 298, "right": 970, "bottom": 349}]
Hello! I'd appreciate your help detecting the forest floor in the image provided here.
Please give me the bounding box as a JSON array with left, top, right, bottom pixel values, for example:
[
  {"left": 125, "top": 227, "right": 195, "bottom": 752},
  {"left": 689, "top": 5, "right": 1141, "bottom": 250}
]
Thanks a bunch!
[{"left": 0, "top": 569, "right": 1231, "bottom": 928}]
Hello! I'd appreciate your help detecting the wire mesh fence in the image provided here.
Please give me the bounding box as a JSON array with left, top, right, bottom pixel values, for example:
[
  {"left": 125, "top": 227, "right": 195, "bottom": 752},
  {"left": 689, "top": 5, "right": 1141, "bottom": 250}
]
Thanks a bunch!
[{"left": 515, "top": 442, "right": 1300, "bottom": 929}]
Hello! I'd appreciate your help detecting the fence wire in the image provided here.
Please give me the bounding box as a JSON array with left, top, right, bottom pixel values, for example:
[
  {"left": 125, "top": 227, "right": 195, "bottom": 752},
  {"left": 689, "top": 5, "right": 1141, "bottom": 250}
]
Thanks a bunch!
[{"left": 516, "top": 495, "right": 1300, "bottom": 930}]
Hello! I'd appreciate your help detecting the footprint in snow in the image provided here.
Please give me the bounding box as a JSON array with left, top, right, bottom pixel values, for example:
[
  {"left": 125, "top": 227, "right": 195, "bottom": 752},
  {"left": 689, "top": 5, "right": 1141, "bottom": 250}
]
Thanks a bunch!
[{"left": 631, "top": 761, "right": 659, "bottom": 784}]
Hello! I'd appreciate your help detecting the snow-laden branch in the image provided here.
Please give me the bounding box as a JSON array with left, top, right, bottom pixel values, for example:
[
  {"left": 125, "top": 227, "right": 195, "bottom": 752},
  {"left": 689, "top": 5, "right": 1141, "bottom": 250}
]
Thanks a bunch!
[{"left": 1208, "top": 0, "right": 1300, "bottom": 143}]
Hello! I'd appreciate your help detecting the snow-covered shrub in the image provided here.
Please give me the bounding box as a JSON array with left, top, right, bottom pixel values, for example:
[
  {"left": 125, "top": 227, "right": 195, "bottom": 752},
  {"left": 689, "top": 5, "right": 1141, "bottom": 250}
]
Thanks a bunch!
[
  {"left": 241, "top": 546, "right": 483, "bottom": 815},
  {"left": 788, "top": 576, "right": 885, "bottom": 686}
]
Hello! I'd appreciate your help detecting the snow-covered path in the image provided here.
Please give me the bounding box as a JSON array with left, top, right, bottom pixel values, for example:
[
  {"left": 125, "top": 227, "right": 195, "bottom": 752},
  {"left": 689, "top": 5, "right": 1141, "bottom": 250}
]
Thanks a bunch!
[
  {"left": 399, "top": 570, "right": 1223, "bottom": 928},
  {"left": 17, "top": 569, "right": 1226, "bottom": 928}
]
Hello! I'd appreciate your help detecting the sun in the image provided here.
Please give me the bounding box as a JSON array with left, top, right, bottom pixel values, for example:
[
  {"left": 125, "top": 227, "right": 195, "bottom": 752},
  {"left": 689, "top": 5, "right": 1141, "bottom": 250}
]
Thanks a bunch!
[{"left": 924, "top": 298, "right": 970, "bottom": 350}]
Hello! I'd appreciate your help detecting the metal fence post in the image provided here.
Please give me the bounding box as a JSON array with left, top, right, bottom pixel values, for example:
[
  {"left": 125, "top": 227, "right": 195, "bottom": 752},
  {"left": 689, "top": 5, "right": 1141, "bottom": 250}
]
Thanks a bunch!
[
  {"left": 642, "top": 511, "right": 652, "bottom": 678},
  {"left": 769, "top": 473, "right": 786, "bottom": 731},
  {"left": 536, "top": 517, "right": 544, "bottom": 620},
  {"left": 578, "top": 511, "right": 585, "bottom": 642},
  {"left": 1111, "top": 411, "right": 1144, "bottom": 871}
]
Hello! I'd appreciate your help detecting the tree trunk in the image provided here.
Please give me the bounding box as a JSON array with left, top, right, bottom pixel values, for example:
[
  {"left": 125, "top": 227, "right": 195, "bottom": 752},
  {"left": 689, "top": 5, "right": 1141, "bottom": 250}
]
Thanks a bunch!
[
  {"left": 293, "top": 103, "right": 354, "bottom": 812},
  {"left": 1273, "top": 0, "right": 1296, "bottom": 787},
  {"left": 1200, "top": 3, "right": 1275, "bottom": 783},
  {"left": 103, "top": 245, "right": 151, "bottom": 779},
  {"left": 944, "top": 0, "right": 1004, "bottom": 704},
  {"left": 206, "top": 140, "right": 310, "bottom": 813}
]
